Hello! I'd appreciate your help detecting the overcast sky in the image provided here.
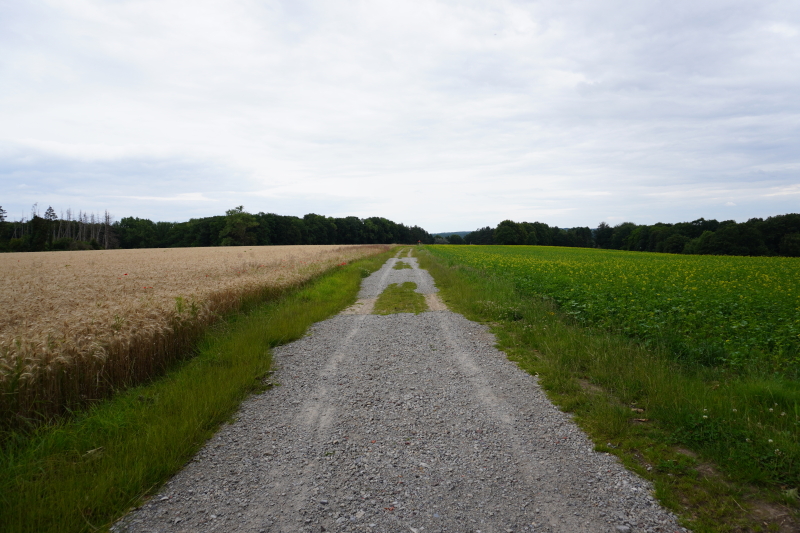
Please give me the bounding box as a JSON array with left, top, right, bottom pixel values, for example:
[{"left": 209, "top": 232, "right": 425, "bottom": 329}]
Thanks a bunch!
[{"left": 1, "top": 0, "right": 798, "bottom": 232}]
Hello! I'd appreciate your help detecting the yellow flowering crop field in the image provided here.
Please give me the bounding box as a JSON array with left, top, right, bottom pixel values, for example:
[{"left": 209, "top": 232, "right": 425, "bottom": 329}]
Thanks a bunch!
[{"left": 429, "top": 245, "right": 800, "bottom": 373}]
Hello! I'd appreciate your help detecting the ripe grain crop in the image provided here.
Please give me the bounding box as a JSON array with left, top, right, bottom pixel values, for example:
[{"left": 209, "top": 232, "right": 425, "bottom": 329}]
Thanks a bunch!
[{"left": 0, "top": 245, "right": 388, "bottom": 425}]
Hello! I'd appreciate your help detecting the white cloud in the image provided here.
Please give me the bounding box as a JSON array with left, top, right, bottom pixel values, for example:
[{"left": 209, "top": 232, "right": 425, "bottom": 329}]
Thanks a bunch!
[
  {"left": 764, "top": 184, "right": 800, "bottom": 197},
  {"left": 765, "top": 22, "right": 799, "bottom": 37}
]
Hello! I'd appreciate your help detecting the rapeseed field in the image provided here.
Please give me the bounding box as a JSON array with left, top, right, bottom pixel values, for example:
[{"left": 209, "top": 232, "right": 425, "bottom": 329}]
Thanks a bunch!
[
  {"left": 423, "top": 245, "right": 799, "bottom": 525},
  {"left": 430, "top": 245, "right": 799, "bottom": 374}
]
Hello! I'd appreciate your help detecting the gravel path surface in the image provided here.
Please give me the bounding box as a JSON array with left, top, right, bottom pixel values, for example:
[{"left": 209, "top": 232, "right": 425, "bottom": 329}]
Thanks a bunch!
[
  {"left": 357, "top": 256, "right": 438, "bottom": 298},
  {"left": 115, "top": 254, "right": 688, "bottom": 533}
]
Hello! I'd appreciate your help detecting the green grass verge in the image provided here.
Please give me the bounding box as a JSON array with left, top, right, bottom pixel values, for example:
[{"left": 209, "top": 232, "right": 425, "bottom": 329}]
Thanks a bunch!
[
  {"left": 373, "top": 282, "right": 428, "bottom": 315},
  {"left": 416, "top": 248, "right": 799, "bottom": 533},
  {"left": 0, "top": 249, "right": 394, "bottom": 533}
]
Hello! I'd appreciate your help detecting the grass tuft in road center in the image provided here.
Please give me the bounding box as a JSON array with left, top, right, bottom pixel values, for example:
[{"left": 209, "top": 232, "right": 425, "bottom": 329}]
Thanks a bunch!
[{"left": 373, "top": 282, "right": 428, "bottom": 315}]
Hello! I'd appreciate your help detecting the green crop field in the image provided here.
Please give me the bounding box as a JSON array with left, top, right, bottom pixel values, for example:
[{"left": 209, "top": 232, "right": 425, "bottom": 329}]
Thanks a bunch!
[
  {"left": 424, "top": 244, "right": 800, "bottom": 517},
  {"left": 429, "top": 245, "right": 800, "bottom": 374}
]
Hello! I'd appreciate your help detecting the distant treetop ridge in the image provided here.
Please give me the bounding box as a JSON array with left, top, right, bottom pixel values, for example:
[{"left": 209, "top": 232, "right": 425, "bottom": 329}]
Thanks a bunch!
[
  {"left": 2, "top": 204, "right": 798, "bottom": 256},
  {"left": 461, "top": 215, "right": 800, "bottom": 257},
  {"left": 0, "top": 205, "right": 433, "bottom": 252}
]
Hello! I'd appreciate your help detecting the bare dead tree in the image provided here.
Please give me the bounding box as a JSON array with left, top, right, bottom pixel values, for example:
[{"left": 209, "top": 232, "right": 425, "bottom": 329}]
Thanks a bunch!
[
  {"left": 78, "top": 211, "right": 85, "bottom": 242},
  {"left": 103, "top": 210, "right": 114, "bottom": 249}
]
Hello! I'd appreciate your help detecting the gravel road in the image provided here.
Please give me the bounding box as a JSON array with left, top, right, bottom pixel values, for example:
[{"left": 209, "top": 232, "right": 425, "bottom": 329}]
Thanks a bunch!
[{"left": 115, "top": 253, "right": 688, "bottom": 533}]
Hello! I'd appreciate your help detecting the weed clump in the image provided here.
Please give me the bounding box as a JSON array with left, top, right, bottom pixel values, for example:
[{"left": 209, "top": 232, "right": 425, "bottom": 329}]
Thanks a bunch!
[{"left": 373, "top": 282, "right": 428, "bottom": 315}]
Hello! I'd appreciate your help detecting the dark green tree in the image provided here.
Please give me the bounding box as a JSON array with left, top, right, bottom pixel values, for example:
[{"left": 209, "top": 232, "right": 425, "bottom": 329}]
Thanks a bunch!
[
  {"left": 530, "top": 222, "right": 553, "bottom": 245},
  {"left": 29, "top": 215, "right": 49, "bottom": 251},
  {"left": 494, "top": 220, "right": 525, "bottom": 245},
  {"left": 333, "top": 216, "right": 364, "bottom": 244},
  {"left": 303, "top": 213, "right": 337, "bottom": 244},
  {"left": 464, "top": 226, "right": 494, "bottom": 245},
  {"left": 572, "top": 227, "right": 594, "bottom": 247},
  {"left": 408, "top": 225, "right": 433, "bottom": 244},
  {"left": 609, "top": 222, "right": 637, "bottom": 249},
  {"left": 363, "top": 218, "right": 394, "bottom": 243},
  {"left": 624, "top": 226, "right": 650, "bottom": 251},
  {"left": 220, "top": 206, "right": 258, "bottom": 246},
  {"left": 661, "top": 234, "right": 689, "bottom": 254},
  {"left": 780, "top": 233, "right": 800, "bottom": 257},
  {"left": 757, "top": 213, "right": 800, "bottom": 254},
  {"left": 690, "top": 218, "right": 720, "bottom": 237},
  {"left": 552, "top": 228, "right": 576, "bottom": 247},
  {"left": 648, "top": 224, "right": 675, "bottom": 252},
  {"left": 594, "top": 222, "right": 613, "bottom": 248},
  {"left": 116, "top": 217, "right": 157, "bottom": 248},
  {"left": 519, "top": 223, "right": 539, "bottom": 245}
]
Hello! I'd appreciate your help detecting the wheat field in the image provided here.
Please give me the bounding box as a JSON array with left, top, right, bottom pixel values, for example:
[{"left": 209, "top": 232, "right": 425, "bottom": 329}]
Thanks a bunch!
[{"left": 0, "top": 244, "right": 388, "bottom": 424}]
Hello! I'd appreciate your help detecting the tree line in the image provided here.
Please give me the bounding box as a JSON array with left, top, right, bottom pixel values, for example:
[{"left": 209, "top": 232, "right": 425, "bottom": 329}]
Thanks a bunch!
[
  {"left": 4, "top": 202, "right": 798, "bottom": 256},
  {"left": 0, "top": 204, "right": 116, "bottom": 252},
  {"left": 451, "top": 214, "right": 800, "bottom": 257},
  {"left": 0, "top": 204, "right": 434, "bottom": 252}
]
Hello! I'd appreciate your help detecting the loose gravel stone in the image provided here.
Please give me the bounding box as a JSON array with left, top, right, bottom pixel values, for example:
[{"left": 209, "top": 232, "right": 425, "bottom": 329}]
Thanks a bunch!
[
  {"left": 357, "top": 257, "right": 437, "bottom": 298},
  {"left": 113, "top": 256, "right": 689, "bottom": 533}
]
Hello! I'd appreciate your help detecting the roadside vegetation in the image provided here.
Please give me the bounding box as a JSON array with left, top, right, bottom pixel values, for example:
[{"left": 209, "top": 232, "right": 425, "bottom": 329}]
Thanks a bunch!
[
  {"left": 0, "top": 249, "right": 395, "bottom": 533},
  {"left": 418, "top": 246, "right": 799, "bottom": 532}
]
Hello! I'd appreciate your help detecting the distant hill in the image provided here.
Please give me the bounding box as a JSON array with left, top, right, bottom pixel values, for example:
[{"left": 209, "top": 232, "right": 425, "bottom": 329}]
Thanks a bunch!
[{"left": 433, "top": 231, "right": 470, "bottom": 238}]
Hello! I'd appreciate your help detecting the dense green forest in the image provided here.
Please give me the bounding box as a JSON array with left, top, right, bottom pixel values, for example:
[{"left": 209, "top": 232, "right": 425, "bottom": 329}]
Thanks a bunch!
[
  {"left": 3, "top": 203, "right": 799, "bottom": 256},
  {"left": 458, "top": 214, "right": 800, "bottom": 257},
  {"left": 0, "top": 205, "right": 433, "bottom": 252}
]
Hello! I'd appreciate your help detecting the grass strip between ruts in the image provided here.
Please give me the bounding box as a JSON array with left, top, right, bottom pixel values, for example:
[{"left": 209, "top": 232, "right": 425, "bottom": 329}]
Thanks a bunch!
[
  {"left": 373, "top": 282, "right": 428, "bottom": 315},
  {"left": 416, "top": 247, "right": 799, "bottom": 533},
  {"left": 0, "top": 249, "right": 395, "bottom": 533}
]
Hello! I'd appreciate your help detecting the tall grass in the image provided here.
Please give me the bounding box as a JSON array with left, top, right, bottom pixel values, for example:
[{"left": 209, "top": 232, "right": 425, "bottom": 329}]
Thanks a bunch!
[
  {"left": 417, "top": 248, "right": 799, "bottom": 532},
  {"left": 0, "top": 250, "right": 394, "bottom": 533}
]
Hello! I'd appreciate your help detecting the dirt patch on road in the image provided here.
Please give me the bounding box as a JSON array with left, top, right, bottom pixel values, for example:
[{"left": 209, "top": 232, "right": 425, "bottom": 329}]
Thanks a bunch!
[{"left": 340, "top": 298, "right": 377, "bottom": 315}]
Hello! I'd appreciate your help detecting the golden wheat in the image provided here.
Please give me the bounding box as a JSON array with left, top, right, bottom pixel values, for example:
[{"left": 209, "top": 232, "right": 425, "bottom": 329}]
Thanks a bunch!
[{"left": 0, "top": 244, "right": 388, "bottom": 423}]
